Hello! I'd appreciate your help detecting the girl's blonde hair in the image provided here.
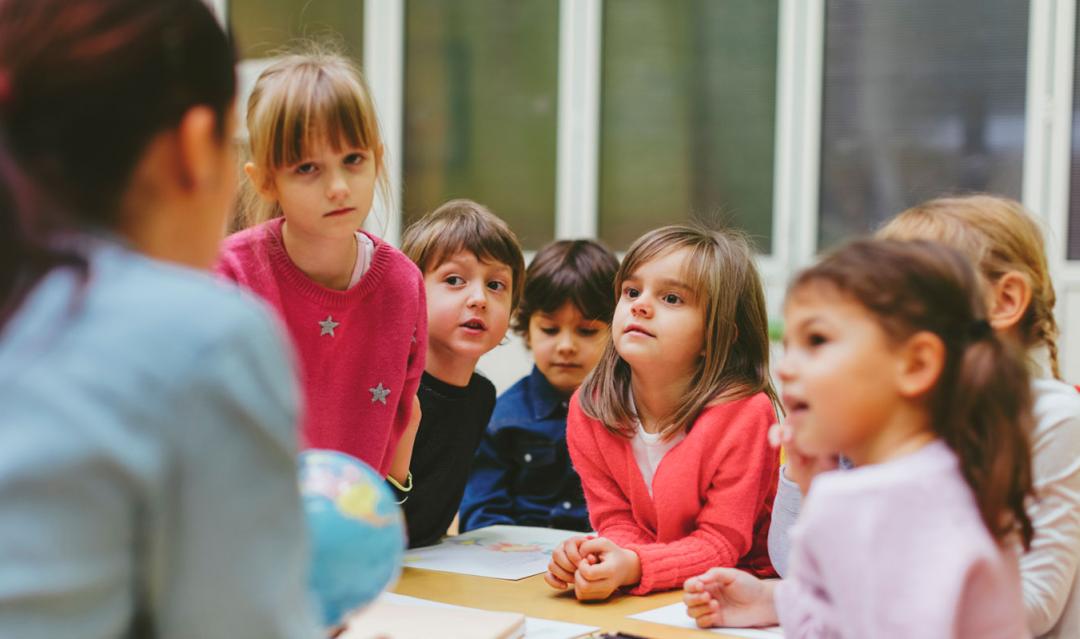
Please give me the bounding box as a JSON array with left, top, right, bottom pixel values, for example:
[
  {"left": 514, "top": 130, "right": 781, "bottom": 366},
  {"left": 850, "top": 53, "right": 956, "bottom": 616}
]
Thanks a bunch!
[
  {"left": 239, "top": 45, "right": 389, "bottom": 228},
  {"left": 578, "top": 225, "right": 780, "bottom": 440},
  {"left": 877, "top": 194, "right": 1061, "bottom": 379}
]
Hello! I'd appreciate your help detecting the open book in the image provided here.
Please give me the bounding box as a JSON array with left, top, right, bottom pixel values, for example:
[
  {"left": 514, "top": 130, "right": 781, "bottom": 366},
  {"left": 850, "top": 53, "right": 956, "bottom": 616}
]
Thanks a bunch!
[{"left": 340, "top": 599, "right": 526, "bottom": 639}]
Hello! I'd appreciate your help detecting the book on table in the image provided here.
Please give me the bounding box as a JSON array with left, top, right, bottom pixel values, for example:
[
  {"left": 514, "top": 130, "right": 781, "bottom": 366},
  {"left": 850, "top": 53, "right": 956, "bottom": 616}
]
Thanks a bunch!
[{"left": 340, "top": 599, "right": 526, "bottom": 639}]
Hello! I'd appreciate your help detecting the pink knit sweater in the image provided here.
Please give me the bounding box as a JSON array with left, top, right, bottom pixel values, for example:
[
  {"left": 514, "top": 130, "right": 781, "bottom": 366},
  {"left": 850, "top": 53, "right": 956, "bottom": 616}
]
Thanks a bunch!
[
  {"left": 216, "top": 218, "right": 426, "bottom": 475},
  {"left": 567, "top": 391, "right": 779, "bottom": 594}
]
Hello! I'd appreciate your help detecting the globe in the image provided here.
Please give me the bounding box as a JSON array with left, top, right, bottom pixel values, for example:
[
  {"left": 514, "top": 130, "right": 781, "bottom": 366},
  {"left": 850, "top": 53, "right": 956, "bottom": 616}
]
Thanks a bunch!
[{"left": 299, "top": 449, "right": 406, "bottom": 626}]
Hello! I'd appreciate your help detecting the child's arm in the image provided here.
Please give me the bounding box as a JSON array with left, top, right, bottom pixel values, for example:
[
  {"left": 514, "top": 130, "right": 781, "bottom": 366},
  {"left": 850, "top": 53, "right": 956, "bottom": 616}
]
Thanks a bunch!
[
  {"left": 387, "top": 395, "right": 421, "bottom": 487},
  {"left": 459, "top": 429, "right": 516, "bottom": 532},
  {"left": 1018, "top": 408, "right": 1080, "bottom": 635},
  {"left": 388, "top": 275, "right": 428, "bottom": 470},
  {"left": 565, "top": 399, "right": 652, "bottom": 547}
]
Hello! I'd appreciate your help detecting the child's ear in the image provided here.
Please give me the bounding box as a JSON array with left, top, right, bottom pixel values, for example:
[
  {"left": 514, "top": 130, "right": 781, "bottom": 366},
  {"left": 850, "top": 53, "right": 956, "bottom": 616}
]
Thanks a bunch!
[
  {"left": 987, "top": 271, "right": 1031, "bottom": 334},
  {"left": 895, "top": 331, "right": 944, "bottom": 399},
  {"left": 243, "top": 162, "right": 277, "bottom": 202}
]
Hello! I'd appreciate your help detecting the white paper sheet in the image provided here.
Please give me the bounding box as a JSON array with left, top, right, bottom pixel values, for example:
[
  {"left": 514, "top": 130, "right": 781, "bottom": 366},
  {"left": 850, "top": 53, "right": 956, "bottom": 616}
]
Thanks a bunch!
[
  {"left": 631, "top": 602, "right": 784, "bottom": 638},
  {"left": 378, "top": 592, "right": 598, "bottom": 639},
  {"left": 403, "top": 525, "right": 581, "bottom": 580}
]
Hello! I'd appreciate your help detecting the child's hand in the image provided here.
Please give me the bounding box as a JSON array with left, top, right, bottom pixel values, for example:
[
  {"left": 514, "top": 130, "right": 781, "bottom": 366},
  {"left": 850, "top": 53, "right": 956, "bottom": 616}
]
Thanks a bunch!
[
  {"left": 769, "top": 423, "right": 840, "bottom": 496},
  {"left": 683, "top": 568, "right": 778, "bottom": 628},
  {"left": 545, "top": 535, "right": 594, "bottom": 590},
  {"left": 571, "top": 537, "right": 641, "bottom": 601}
]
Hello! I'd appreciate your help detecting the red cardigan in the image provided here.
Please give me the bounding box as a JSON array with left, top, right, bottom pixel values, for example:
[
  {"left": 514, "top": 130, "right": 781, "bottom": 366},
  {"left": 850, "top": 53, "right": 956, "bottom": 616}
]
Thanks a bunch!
[{"left": 567, "top": 391, "right": 779, "bottom": 594}]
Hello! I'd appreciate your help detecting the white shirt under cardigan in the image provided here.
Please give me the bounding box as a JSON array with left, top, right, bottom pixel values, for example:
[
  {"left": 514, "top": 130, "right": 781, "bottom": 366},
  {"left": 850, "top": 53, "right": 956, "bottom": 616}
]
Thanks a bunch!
[
  {"left": 630, "top": 422, "right": 686, "bottom": 497},
  {"left": 768, "top": 372, "right": 1080, "bottom": 639}
]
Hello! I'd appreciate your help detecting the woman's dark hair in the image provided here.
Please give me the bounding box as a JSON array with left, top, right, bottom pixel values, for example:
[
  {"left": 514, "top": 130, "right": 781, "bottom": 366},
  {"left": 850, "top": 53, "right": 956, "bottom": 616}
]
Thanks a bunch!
[
  {"left": 790, "top": 238, "right": 1035, "bottom": 548},
  {"left": 513, "top": 239, "right": 619, "bottom": 336},
  {"left": 0, "top": 0, "right": 236, "bottom": 329}
]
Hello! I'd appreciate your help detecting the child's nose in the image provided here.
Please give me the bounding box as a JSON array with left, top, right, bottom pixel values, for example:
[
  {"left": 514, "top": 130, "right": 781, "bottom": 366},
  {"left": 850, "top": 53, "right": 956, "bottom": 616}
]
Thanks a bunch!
[
  {"left": 630, "top": 298, "right": 651, "bottom": 318},
  {"left": 776, "top": 349, "right": 796, "bottom": 381},
  {"left": 466, "top": 283, "right": 487, "bottom": 308},
  {"left": 556, "top": 333, "right": 576, "bottom": 354},
  {"left": 326, "top": 170, "right": 350, "bottom": 201}
]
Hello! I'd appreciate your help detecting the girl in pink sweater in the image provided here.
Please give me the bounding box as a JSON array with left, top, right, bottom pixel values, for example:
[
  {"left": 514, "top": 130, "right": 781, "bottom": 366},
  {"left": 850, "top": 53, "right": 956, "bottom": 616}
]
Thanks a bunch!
[
  {"left": 544, "top": 225, "right": 782, "bottom": 600},
  {"left": 685, "top": 239, "right": 1033, "bottom": 638},
  {"left": 217, "top": 50, "right": 425, "bottom": 487}
]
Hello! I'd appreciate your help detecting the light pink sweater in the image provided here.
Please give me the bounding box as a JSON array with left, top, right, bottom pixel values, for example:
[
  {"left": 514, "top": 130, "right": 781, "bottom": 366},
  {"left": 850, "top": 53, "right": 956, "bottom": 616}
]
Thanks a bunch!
[{"left": 775, "top": 440, "right": 1027, "bottom": 638}]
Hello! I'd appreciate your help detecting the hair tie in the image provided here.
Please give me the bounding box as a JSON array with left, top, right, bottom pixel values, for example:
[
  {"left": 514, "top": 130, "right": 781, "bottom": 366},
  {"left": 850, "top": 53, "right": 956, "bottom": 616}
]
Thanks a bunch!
[{"left": 968, "top": 319, "right": 993, "bottom": 341}]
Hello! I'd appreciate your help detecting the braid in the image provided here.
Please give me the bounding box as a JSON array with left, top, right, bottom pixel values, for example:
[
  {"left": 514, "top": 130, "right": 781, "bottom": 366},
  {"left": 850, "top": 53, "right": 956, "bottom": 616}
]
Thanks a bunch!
[{"left": 1040, "top": 315, "right": 1063, "bottom": 380}]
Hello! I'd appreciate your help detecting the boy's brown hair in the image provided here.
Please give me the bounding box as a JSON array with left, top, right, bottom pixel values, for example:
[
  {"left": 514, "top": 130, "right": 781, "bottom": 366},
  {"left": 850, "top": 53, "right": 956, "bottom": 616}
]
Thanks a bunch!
[
  {"left": 401, "top": 199, "right": 526, "bottom": 310},
  {"left": 513, "top": 239, "right": 619, "bottom": 337}
]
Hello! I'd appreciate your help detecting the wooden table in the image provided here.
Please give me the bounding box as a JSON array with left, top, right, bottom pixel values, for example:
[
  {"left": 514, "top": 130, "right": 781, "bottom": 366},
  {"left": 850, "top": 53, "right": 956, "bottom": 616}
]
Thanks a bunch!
[{"left": 392, "top": 566, "right": 750, "bottom": 639}]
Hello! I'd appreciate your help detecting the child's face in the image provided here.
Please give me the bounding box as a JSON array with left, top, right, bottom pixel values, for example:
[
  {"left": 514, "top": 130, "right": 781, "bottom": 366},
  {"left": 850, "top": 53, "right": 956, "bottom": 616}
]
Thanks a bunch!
[
  {"left": 611, "top": 247, "right": 705, "bottom": 381},
  {"left": 424, "top": 250, "right": 514, "bottom": 366},
  {"left": 777, "top": 286, "right": 908, "bottom": 463},
  {"left": 262, "top": 136, "right": 379, "bottom": 239},
  {"left": 527, "top": 302, "right": 609, "bottom": 396}
]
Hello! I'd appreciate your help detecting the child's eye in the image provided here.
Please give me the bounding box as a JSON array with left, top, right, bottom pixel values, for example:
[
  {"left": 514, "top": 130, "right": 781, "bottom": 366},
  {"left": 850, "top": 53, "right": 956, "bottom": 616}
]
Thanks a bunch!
[
  {"left": 295, "top": 162, "right": 317, "bottom": 175},
  {"left": 623, "top": 286, "right": 639, "bottom": 299},
  {"left": 807, "top": 333, "right": 827, "bottom": 347},
  {"left": 487, "top": 281, "right": 506, "bottom": 292},
  {"left": 577, "top": 327, "right": 600, "bottom": 337},
  {"left": 344, "top": 153, "right": 364, "bottom": 166},
  {"left": 444, "top": 275, "right": 465, "bottom": 286},
  {"left": 541, "top": 327, "right": 559, "bottom": 336},
  {"left": 662, "top": 293, "right": 683, "bottom": 305}
]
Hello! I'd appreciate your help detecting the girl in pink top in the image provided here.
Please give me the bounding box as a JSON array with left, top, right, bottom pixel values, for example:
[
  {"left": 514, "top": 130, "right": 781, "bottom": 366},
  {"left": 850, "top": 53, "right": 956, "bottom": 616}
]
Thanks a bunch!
[
  {"left": 217, "top": 50, "right": 425, "bottom": 486},
  {"left": 685, "top": 239, "right": 1033, "bottom": 638},
  {"left": 545, "top": 225, "right": 782, "bottom": 600}
]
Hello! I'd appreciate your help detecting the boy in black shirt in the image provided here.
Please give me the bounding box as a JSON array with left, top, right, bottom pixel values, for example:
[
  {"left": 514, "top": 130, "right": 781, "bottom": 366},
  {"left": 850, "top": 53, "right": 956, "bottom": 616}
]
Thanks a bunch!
[{"left": 394, "top": 199, "right": 525, "bottom": 547}]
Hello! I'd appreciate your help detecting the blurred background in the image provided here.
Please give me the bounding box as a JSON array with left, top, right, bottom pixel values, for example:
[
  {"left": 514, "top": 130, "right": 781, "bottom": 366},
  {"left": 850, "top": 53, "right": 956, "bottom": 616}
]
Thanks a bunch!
[{"left": 209, "top": 0, "right": 1080, "bottom": 390}]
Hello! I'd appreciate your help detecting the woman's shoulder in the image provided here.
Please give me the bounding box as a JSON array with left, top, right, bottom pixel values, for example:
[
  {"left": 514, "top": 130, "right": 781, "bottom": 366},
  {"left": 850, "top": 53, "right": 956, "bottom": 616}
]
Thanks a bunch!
[{"left": 3, "top": 242, "right": 291, "bottom": 400}]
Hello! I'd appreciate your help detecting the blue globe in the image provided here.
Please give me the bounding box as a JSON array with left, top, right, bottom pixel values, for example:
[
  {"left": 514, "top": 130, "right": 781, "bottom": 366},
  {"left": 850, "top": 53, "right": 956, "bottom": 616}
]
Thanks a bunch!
[{"left": 299, "top": 450, "right": 405, "bottom": 626}]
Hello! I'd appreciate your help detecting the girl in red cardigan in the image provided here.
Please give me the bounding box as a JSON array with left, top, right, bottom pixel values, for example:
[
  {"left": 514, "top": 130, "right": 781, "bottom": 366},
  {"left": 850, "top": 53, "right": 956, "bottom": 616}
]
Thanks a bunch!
[{"left": 545, "top": 225, "right": 781, "bottom": 600}]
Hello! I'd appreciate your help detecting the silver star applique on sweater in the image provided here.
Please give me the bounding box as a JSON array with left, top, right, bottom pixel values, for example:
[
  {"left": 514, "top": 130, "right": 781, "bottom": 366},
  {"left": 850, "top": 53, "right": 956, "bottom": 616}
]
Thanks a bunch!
[
  {"left": 370, "top": 383, "right": 391, "bottom": 405},
  {"left": 319, "top": 316, "right": 339, "bottom": 337}
]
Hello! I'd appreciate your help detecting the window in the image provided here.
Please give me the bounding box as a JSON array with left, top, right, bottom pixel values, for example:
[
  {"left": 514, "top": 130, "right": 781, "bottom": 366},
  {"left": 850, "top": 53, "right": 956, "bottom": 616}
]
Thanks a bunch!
[
  {"left": 818, "top": 0, "right": 1029, "bottom": 248},
  {"left": 598, "top": 0, "right": 779, "bottom": 252},
  {"left": 229, "top": 0, "right": 364, "bottom": 61},
  {"left": 403, "top": 0, "right": 559, "bottom": 249}
]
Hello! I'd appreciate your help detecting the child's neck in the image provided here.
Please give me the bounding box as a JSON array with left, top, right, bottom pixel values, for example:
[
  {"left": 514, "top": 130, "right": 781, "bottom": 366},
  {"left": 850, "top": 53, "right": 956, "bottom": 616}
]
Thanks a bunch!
[
  {"left": 630, "top": 369, "right": 691, "bottom": 434},
  {"left": 846, "top": 404, "right": 937, "bottom": 467},
  {"left": 426, "top": 344, "right": 480, "bottom": 388},
  {"left": 281, "top": 220, "right": 357, "bottom": 290}
]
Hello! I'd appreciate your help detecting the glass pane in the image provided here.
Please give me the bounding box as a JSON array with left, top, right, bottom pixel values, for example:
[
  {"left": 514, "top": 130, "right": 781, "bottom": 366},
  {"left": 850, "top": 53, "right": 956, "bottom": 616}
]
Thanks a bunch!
[
  {"left": 404, "top": 1, "right": 559, "bottom": 249},
  {"left": 599, "top": 0, "right": 779, "bottom": 253},
  {"left": 1069, "top": 7, "right": 1080, "bottom": 260},
  {"left": 819, "top": 0, "right": 1028, "bottom": 249},
  {"left": 229, "top": 0, "right": 364, "bottom": 62}
]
